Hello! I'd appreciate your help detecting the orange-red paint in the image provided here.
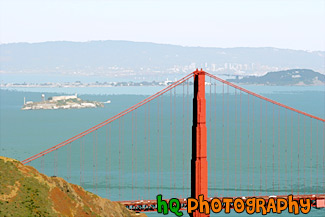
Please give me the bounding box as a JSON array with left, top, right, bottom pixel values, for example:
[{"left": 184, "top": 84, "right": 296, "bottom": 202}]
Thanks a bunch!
[{"left": 191, "top": 69, "right": 209, "bottom": 217}]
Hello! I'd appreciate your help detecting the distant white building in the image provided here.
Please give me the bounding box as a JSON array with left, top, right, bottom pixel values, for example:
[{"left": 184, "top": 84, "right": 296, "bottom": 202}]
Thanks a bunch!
[
  {"left": 159, "top": 78, "right": 173, "bottom": 86},
  {"left": 49, "top": 93, "right": 78, "bottom": 101}
]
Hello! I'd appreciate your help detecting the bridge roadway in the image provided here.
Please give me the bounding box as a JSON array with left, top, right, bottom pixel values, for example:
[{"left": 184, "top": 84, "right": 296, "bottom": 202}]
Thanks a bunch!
[{"left": 119, "top": 194, "right": 325, "bottom": 212}]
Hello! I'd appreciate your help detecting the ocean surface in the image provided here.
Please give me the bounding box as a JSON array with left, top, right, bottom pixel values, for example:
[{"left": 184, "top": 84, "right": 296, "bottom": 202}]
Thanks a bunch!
[{"left": 0, "top": 85, "right": 324, "bottom": 216}]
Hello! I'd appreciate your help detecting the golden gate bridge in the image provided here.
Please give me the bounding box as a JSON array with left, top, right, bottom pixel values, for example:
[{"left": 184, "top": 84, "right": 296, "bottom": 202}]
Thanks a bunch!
[{"left": 22, "top": 70, "right": 325, "bottom": 216}]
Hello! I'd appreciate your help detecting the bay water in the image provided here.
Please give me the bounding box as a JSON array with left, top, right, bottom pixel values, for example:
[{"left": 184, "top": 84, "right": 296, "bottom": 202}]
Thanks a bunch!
[{"left": 0, "top": 85, "right": 324, "bottom": 216}]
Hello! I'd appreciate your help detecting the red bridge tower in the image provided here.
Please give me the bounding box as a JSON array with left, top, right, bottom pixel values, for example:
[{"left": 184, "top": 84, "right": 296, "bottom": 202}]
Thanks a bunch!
[{"left": 191, "top": 69, "right": 209, "bottom": 217}]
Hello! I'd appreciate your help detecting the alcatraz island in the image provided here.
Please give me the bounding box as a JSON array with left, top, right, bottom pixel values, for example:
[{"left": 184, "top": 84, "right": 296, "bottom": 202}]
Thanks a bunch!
[{"left": 22, "top": 94, "right": 106, "bottom": 110}]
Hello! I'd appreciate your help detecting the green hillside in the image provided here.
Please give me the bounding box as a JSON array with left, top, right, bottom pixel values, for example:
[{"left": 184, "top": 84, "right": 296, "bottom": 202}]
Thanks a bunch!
[{"left": 0, "top": 156, "right": 146, "bottom": 217}]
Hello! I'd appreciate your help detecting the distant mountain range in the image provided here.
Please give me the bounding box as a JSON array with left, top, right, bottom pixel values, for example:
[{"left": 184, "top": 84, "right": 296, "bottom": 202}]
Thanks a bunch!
[
  {"left": 227, "top": 69, "right": 325, "bottom": 85},
  {"left": 0, "top": 41, "right": 324, "bottom": 78}
]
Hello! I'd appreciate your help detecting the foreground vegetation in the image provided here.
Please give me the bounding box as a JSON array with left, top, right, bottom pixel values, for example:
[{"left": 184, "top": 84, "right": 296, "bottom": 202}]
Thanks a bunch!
[{"left": 0, "top": 156, "right": 145, "bottom": 217}]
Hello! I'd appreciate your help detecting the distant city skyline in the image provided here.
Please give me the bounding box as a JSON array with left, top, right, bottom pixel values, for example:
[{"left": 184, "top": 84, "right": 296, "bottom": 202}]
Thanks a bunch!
[{"left": 0, "top": 0, "right": 325, "bottom": 51}]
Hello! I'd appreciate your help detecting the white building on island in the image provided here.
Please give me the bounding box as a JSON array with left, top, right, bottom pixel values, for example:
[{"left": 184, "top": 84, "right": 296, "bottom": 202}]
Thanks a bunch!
[{"left": 49, "top": 93, "right": 78, "bottom": 102}]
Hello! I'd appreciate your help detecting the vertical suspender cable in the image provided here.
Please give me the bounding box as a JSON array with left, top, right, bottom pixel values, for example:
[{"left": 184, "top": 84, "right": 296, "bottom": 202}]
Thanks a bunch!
[
  {"left": 209, "top": 77, "right": 212, "bottom": 194},
  {"left": 173, "top": 87, "right": 176, "bottom": 196},
  {"left": 265, "top": 101, "right": 268, "bottom": 194},
  {"left": 135, "top": 110, "right": 137, "bottom": 199},
  {"left": 239, "top": 91, "right": 242, "bottom": 196},
  {"left": 260, "top": 99, "right": 262, "bottom": 195},
  {"left": 187, "top": 80, "right": 190, "bottom": 196},
  {"left": 161, "top": 94, "right": 163, "bottom": 192},
  {"left": 278, "top": 107, "right": 280, "bottom": 193},
  {"left": 93, "top": 133, "right": 95, "bottom": 193},
  {"left": 96, "top": 130, "right": 98, "bottom": 194},
  {"left": 119, "top": 119, "right": 121, "bottom": 200},
  {"left": 235, "top": 88, "right": 237, "bottom": 193},
  {"left": 222, "top": 83, "right": 225, "bottom": 196},
  {"left": 69, "top": 143, "right": 71, "bottom": 181},
  {"left": 247, "top": 93, "right": 250, "bottom": 194},
  {"left": 170, "top": 90, "right": 172, "bottom": 195},
  {"left": 214, "top": 81, "right": 217, "bottom": 194},
  {"left": 285, "top": 109, "right": 288, "bottom": 193},
  {"left": 132, "top": 112, "right": 134, "bottom": 200},
  {"left": 183, "top": 82, "right": 185, "bottom": 197},
  {"left": 122, "top": 117, "right": 125, "bottom": 199},
  {"left": 158, "top": 97, "right": 160, "bottom": 193},
  {"left": 53, "top": 150, "right": 55, "bottom": 176},
  {"left": 291, "top": 112, "right": 293, "bottom": 194},
  {"left": 106, "top": 125, "right": 108, "bottom": 198},
  {"left": 66, "top": 145, "right": 68, "bottom": 181},
  {"left": 323, "top": 122, "right": 325, "bottom": 192},
  {"left": 82, "top": 137, "right": 85, "bottom": 187},
  {"left": 304, "top": 116, "right": 306, "bottom": 195},
  {"left": 148, "top": 103, "right": 150, "bottom": 198},
  {"left": 297, "top": 114, "right": 300, "bottom": 195},
  {"left": 109, "top": 125, "right": 111, "bottom": 198},
  {"left": 252, "top": 96, "right": 255, "bottom": 195},
  {"left": 56, "top": 149, "right": 58, "bottom": 176},
  {"left": 227, "top": 85, "right": 230, "bottom": 194},
  {"left": 41, "top": 155, "right": 44, "bottom": 174},
  {"left": 316, "top": 121, "right": 318, "bottom": 194},
  {"left": 272, "top": 104, "right": 275, "bottom": 194},
  {"left": 80, "top": 139, "right": 82, "bottom": 186},
  {"left": 310, "top": 118, "right": 312, "bottom": 193},
  {"left": 145, "top": 104, "right": 147, "bottom": 198},
  {"left": 54, "top": 149, "right": 57, "bottom": 177}
]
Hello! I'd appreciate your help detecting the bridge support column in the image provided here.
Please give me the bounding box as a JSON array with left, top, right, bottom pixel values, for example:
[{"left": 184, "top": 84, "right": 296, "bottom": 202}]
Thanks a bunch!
[{"left": 191, "top": 69, "right": 209, "bottom": 217}]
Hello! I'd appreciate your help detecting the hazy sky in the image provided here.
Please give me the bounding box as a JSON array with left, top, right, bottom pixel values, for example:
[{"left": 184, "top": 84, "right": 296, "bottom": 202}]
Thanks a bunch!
[{"left": 1, "top": 0, "right": 324, "bottom": 51}]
